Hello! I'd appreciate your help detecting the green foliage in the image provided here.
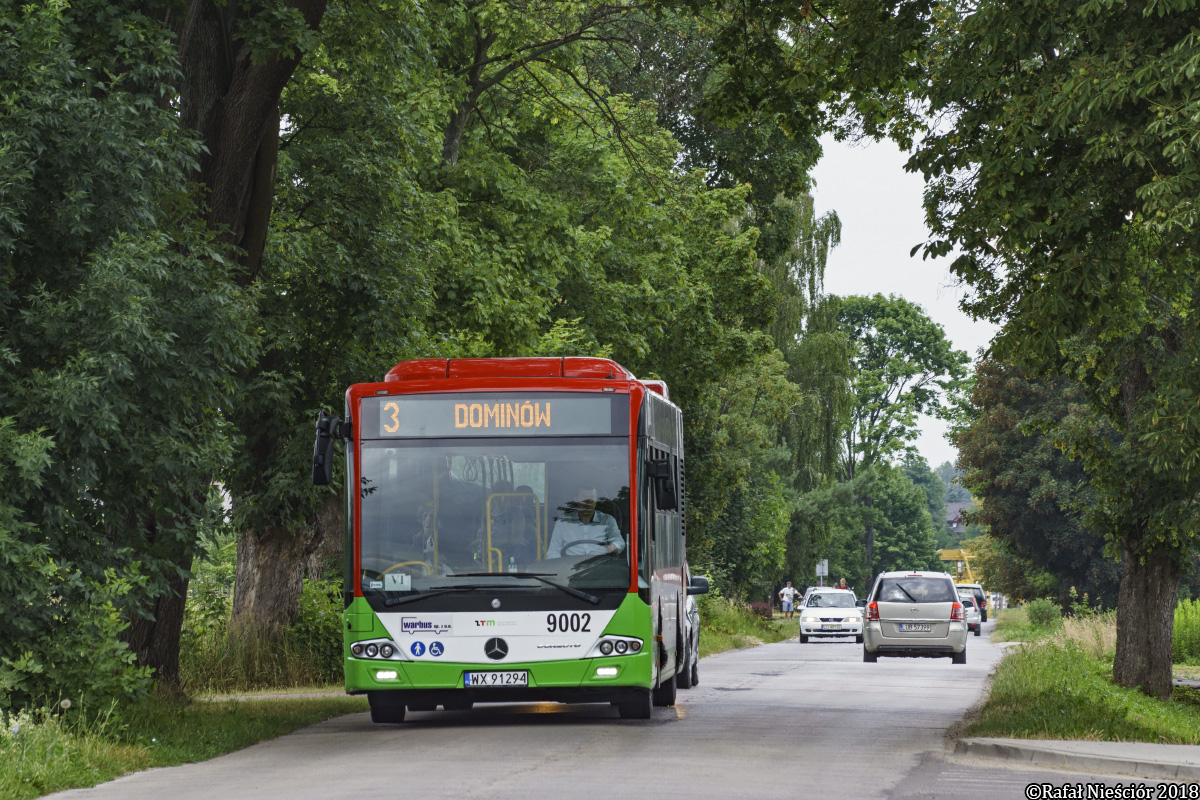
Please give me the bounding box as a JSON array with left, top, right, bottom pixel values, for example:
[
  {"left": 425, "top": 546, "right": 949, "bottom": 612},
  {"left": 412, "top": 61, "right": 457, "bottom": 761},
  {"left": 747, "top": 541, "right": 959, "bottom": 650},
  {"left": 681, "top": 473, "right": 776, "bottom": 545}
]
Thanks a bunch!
[
  {"left": 900, "top": 454, "right": 950, "bottom": 548},
  {"left": 0, "top": 419, "right": 151, "bottom": 710},
  {"left": 794, "top": 463, "right": 941, "bottom": 590},
  {"left": 959, "top": 534, "right": 1059, "bottom": 605},
  {"left": 935, "top": 462, "right": 972, "bottom": 504},
  {"left": 696, "top": 595, "right": 792, "bottom": 657},
  {"left": 0, "top": 0, "right": 254, "bottom": 697},
  {"left": 1025, "top": 598, "right": 1063, "bottom": 628},
  {"left": 838, "top": 294, "right": 969, "bottom": 476},
  {"left": 181, "top": 577, "right": 343, "bottom": 694},
  {"left": 970, "top": 642, "right": 1200, "bottom": 744},
  {"left": 0, "top": 695, "right": 366, "bottom": 800},
  {"left": 1173, "top": 600, "right": 1200, "bottom": 666},
  {"left": 955, "top": 359, "right": 1122, "bottom": 607}
]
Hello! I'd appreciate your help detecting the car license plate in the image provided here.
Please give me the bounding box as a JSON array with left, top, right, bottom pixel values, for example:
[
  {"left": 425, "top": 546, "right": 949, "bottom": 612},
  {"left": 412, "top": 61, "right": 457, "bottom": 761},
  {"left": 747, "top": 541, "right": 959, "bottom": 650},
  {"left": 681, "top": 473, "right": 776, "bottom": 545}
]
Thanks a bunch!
[
  {"left": 820, "top": 625, "right": 841, "bottom": 631},
  {"left": 898, "top": 623, "right": 932, "bottom": 632},
  {"left": 464, "top": 670, "right": 528, "bottom": 687}
]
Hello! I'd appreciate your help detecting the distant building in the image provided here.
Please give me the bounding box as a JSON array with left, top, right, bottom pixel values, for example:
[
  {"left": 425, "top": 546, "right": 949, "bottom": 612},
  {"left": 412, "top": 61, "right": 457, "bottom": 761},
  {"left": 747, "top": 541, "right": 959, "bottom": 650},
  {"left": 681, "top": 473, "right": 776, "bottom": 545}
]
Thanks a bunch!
[{"left": 946, "top": 502, "right": 973, "bottom": 538}]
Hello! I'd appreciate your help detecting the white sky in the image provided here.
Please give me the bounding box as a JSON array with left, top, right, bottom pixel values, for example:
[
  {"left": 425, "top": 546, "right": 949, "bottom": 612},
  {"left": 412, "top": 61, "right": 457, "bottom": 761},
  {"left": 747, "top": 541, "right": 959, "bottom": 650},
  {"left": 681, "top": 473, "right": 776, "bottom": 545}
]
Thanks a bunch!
[{"left": 809, "top": 134, "right": 998, "bottom": 470}]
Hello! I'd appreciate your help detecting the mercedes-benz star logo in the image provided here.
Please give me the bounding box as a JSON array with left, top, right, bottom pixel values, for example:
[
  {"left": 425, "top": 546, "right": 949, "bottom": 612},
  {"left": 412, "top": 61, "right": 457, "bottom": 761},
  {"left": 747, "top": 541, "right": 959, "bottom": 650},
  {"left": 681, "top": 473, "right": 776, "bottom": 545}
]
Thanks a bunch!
[
  {"left": 484, "top": 637, "right": 508, "bottom": 660},
  {"left": 491, "top": 598, "right": 501, "bottom": 609}
]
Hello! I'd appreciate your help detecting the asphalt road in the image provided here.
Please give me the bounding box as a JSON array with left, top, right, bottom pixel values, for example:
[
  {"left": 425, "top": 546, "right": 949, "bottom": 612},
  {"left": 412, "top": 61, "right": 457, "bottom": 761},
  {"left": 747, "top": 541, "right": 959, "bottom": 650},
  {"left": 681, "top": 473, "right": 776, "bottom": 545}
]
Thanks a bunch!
[{"left": 50, "top": 623, "right": 1151, "bottom": 800}]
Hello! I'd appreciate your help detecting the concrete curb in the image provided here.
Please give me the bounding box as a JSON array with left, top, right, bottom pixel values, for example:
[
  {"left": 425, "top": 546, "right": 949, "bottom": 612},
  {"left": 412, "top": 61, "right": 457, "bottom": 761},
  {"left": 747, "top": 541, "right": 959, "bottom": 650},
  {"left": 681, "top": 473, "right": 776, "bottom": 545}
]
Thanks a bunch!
[{"left": 956, "top": 737, "right": 1200, "bottom": 781}]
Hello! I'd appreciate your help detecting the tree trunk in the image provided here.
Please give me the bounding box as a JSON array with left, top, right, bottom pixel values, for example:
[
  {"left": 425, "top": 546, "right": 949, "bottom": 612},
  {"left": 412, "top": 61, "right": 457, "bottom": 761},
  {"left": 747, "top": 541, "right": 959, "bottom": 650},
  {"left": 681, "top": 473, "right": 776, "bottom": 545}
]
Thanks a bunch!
[
  {"left": 304, "top": 492, "right": 345, "bottom": 582},
  {"left": 230, "top": 523, "right": 319, "bottom": 639},
  {"left": 1113, "top": 545, "right": 1180, "bottom": 698},
  {"left": 123, "top": 551, "right": 193, "bottom": 689},
  {"left": 230, "top": 492, "right": 343, "bottom": 639},
  {"left": 170, "top": 0, "right": 327, "bottom": 273}
]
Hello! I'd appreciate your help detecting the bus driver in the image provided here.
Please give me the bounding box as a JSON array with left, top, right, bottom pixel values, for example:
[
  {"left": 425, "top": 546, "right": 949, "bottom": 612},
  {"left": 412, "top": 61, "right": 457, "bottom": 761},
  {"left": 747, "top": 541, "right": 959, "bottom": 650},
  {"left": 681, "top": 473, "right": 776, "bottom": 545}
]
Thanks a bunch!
[{"left": 546, "top": 486, "right": 624, "bottom": 558}]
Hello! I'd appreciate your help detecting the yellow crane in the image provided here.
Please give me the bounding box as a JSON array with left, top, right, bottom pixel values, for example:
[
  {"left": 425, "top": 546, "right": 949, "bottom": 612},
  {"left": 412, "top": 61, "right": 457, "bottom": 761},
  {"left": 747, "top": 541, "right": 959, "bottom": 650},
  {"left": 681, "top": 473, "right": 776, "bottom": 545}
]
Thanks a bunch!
[{"left": 937, "top": 549, "right": 978, "bottom": 584}]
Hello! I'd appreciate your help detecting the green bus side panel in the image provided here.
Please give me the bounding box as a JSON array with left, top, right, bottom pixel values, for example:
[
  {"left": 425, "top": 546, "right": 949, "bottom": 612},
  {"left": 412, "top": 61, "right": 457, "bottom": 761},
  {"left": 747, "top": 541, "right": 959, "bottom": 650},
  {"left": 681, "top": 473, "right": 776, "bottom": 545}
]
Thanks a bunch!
[{"left": 343, "top": 593, "right": 653, "bottom": 694}]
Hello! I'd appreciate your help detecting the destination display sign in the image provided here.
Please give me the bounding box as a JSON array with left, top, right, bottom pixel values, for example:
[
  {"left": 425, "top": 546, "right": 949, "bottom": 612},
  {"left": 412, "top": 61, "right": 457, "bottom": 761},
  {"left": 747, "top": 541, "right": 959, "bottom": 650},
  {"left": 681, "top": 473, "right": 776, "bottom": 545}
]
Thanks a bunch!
[{"left": 360, "top": 393, "right": 626, "bottom": 438}]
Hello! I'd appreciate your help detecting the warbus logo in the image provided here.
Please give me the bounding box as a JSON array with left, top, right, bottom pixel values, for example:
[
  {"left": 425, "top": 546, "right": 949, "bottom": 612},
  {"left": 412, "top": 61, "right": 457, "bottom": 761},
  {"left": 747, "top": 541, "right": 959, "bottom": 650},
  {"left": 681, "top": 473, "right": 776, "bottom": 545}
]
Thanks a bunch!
[
  {"left": 400, "top": 617, "right": 452, "bottom": 636},
  {"left": 454, "top": 402, "right": 550, "bottom": 429}
]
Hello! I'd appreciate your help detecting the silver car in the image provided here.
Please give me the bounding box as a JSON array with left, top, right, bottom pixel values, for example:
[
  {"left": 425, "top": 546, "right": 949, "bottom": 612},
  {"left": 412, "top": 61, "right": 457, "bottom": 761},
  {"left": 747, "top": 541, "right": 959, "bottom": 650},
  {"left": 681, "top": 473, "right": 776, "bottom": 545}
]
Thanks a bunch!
[
  {"left": 863, "top": 571, "right": 968, "bottom": 663},
  {"left": 677, "top": 566, "right": 701, "bottom": 688}
]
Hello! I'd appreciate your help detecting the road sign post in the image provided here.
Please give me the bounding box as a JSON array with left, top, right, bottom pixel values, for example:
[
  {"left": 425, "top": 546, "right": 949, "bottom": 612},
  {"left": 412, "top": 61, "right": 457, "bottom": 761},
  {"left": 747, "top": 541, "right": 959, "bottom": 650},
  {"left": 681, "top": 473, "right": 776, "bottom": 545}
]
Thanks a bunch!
[{"left": 816, "top": 559, "right": 828, "bottom": 587}]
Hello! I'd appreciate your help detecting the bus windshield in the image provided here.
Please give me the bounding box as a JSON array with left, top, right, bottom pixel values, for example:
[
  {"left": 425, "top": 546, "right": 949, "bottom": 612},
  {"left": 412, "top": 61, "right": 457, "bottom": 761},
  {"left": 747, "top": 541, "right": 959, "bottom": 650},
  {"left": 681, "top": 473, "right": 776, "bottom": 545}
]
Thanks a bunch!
[{"left": 359, "top": 438, "right": 631, "bottom": 599}]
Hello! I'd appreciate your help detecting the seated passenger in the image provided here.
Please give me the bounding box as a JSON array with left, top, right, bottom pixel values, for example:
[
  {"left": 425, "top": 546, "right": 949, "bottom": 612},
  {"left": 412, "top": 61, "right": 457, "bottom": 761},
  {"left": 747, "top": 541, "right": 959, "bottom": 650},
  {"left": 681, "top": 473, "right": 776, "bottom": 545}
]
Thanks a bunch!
[{"left": 546, "top": 487, "right": 624, "bottom": 558}]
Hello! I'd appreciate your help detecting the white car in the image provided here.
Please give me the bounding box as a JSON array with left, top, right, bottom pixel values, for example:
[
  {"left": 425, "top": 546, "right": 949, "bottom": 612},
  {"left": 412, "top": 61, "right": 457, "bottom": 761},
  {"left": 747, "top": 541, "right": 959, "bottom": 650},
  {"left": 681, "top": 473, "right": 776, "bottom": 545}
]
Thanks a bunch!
[
  {"left": 799, "top": 589, "right": 863, "bottom": 643},
  {"left": 957, "top": 589, "right": 982, "bottom": 636}
]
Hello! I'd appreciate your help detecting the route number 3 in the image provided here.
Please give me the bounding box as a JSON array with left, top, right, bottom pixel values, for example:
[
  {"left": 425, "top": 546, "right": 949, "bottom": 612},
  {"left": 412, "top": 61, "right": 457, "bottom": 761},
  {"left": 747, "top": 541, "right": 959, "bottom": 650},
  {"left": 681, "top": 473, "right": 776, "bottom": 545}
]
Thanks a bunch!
[{"left": 383, "top": 401, "right": 400, "bottom": 434}]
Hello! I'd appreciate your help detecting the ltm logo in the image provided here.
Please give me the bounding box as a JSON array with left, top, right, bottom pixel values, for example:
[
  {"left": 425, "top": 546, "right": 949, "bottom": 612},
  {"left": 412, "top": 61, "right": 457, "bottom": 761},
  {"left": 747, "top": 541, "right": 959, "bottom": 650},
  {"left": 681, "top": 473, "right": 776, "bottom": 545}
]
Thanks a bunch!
[{"left": 475, "top": 620, "right": 496, "bottom": 627}]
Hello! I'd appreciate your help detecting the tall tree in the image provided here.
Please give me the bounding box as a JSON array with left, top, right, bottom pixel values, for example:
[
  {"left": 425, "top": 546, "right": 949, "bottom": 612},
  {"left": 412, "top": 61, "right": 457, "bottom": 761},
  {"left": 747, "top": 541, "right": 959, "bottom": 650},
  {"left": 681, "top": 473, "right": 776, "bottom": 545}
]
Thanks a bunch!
[
  {"left": 0, "top": 2, "right": 254, "bottom": 690},
  {"left": 955, "top": 359, "right": 1122, "bottom": 608},
  {"left": 225, "top": 0, "right": 449, "bottom": 637},
  {"left": 838, "top": 294, "right": 968, "bottom": 479},
  {"left": 900, "top": 454, "right": 950, "bottom": 550},
  {"left": 837, "top": 294, "right": 967, "bottom": 579}
]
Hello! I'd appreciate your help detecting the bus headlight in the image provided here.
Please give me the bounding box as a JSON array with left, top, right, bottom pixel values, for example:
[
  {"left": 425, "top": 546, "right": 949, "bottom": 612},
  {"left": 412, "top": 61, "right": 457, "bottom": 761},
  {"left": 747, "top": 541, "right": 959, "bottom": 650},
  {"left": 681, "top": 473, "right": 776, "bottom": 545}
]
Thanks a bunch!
[
  {"left": 600, "top": 641, "right": 614, "bottom": 655},
  {"left": 614, "top": 640, "right": 628, "bottom": 654},
  {"left": 380, "top": 644, "right": 394, "bottom": 658},
  {"left": 365, "top": 644, "right": 379, "bottom": 658}
]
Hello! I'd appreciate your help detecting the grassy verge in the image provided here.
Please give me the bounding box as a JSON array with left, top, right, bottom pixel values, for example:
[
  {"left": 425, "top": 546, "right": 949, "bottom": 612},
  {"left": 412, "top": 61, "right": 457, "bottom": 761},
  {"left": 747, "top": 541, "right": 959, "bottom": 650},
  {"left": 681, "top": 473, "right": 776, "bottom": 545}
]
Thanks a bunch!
[
  {"left": 698, "top": 598, "right": 794, "bottom": 657},
  {"left": 968, "top": 642, "right": 1200, "bottom": 743},
  {"left": 0, "top": 695, "right": 366, "bottom": 800},
  {"left": 972, "top": 609, "right": 1200, "bottom": 743},
  {"left": 991, "top": 606, "right": 1059, "bottom": 643}
]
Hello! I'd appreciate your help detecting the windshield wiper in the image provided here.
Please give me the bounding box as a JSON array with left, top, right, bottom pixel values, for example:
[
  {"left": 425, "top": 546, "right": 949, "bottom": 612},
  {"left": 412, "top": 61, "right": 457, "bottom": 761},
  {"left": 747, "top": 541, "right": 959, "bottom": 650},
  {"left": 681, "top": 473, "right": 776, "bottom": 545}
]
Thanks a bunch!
[
  {"left": 368, "top": 586, "right": 488, "bottom": 608},
  {"left": 896, "top": 585, "right": 918, "bottom": 603},
  {"left": 452, "top": 572, "right": 601, "bottom": 605}
]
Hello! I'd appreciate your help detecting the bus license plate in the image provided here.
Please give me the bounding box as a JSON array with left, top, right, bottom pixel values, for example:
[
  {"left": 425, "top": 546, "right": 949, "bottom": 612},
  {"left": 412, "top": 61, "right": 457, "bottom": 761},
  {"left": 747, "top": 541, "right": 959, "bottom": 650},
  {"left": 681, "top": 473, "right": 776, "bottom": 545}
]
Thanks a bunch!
[
  {"left": 898, "top": 623, "right": 932, "bottom": 632},
  {"left": 464, "top": 670, "right": 528, "bottom": 687}
]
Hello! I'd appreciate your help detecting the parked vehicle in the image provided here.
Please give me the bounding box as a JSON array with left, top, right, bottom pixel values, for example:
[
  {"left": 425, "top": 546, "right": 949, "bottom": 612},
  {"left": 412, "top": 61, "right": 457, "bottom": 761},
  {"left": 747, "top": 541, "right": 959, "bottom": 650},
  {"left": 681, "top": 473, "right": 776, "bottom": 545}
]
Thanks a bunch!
[
  {"left": 799, "top": 589, "right": 863, "bottom": 643},
  {"left": 956, "top": 582, "right": 988, "bottom": 622},
  {"left": 678, "top": 565, "right": 702, "bottom": 688},
  {"left": 862, "top": 571, "right": 968, "bottom": 664},
  {"left": 957, "top": 589, "right": 982, "bottom": 636}
]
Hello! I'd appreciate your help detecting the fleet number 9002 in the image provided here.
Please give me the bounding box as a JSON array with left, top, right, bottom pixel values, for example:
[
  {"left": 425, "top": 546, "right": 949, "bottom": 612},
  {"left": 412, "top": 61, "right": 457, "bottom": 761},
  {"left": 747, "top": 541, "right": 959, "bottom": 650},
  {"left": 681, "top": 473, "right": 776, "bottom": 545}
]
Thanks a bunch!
[{"left": 546, "top": 613, "right": 591, "bottom": 633}]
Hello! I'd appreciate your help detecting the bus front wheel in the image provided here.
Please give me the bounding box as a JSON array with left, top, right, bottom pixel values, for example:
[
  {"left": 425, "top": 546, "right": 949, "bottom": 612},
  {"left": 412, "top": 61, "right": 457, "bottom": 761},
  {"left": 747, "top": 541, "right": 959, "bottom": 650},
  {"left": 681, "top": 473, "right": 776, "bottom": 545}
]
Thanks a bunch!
[
  {"left": 615, "top": 690, "right": 652, "bottom": 719},
  {"left": 368, "top": 692, "right": 406, "bottom": 724}
]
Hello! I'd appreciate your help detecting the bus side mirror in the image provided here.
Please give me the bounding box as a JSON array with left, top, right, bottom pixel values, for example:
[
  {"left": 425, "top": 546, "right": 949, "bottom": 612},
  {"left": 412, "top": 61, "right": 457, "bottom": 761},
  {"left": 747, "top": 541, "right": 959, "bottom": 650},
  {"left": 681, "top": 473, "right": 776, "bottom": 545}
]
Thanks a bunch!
[
  {"left": 648, "top": 459, "right": 677, "bottom": 511},
  {"left": 312, "top": 410, "right": 343, "bottom": 486},
  {"left": 687, "top": 575, "right": 710, "bottom": 596}
]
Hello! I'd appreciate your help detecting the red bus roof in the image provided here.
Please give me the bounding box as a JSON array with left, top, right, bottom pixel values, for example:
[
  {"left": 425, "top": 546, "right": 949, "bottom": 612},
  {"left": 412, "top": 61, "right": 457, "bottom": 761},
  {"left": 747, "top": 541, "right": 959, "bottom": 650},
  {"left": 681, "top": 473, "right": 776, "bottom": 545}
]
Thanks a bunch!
[{"left": 384, "top": 357, "right": 636, "bottom": 383}]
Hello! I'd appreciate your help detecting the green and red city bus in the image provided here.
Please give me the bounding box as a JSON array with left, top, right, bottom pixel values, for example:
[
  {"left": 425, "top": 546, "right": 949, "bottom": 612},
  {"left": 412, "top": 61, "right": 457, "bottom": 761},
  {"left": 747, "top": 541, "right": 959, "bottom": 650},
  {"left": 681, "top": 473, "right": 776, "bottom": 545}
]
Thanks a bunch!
[{"left": 312, "top": 357, "right": 708, "bottom": 722}]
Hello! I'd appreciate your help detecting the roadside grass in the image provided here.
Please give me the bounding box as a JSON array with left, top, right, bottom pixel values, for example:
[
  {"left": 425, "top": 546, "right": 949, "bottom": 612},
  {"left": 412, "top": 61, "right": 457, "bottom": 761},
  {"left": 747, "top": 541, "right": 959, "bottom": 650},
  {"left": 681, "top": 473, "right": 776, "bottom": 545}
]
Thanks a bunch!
[
  {"left": 991, "top": 606, "right": 1060, "bottom": 643},
  {"left": 698, "top": 597, "right": 793, "bottom": 657},
  {"left": 969, "top": 614, "right": 1200, "bottom": 743},
  {"left": 0, "top": 695, "right": 366, "bottom": 800},
  {"left": 181, "top": 627, "right": 342, "bottom": 697}
]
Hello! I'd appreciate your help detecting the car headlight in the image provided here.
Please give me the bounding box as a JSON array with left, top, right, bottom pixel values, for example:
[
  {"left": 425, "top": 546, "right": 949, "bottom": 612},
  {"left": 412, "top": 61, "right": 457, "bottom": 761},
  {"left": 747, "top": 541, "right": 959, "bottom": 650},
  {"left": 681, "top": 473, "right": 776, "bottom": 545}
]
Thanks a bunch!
[{"left": 803, "top": 616, "right": 819, "bottom": 623}]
